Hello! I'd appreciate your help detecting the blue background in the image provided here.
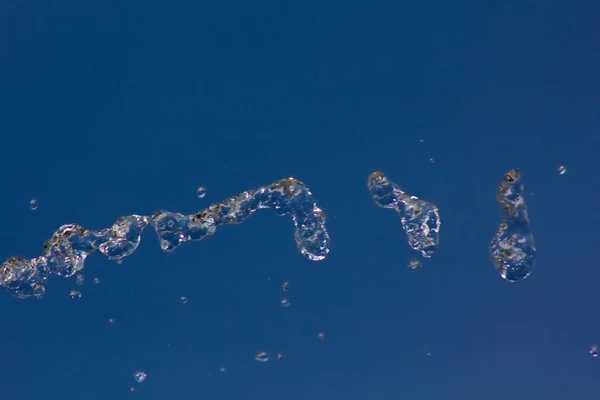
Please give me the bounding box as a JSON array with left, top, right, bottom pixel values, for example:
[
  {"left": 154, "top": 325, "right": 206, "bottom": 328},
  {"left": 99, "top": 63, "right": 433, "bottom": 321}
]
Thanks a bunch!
[{"left": 1, "top": 1, "right": 599, "bottom": 399}]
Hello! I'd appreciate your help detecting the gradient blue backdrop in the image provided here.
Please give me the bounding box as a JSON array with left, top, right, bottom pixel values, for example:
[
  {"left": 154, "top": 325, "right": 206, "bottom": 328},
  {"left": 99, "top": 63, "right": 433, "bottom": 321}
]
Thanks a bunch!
[{"left": 1, "top": 1, "right": 599, "bottom": 399}]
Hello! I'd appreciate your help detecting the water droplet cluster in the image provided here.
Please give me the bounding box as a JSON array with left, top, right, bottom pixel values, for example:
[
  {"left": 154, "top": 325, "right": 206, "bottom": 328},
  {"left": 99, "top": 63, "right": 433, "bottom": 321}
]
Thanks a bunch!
[
  {"left": 0, "top": 178, "right": 330, "bottom": 299},
  {"left": 489, "top": 169, "right": 537, "bottom": 282},
  {"left": 367, "top": 172, "right": 441, "bottom": 257}
]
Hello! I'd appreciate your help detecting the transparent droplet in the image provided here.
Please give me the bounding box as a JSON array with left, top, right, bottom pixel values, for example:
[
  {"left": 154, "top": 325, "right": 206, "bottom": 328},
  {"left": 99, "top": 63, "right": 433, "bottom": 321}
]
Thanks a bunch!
[
  {"left": 407, "top": 259, "right": 422, "bottom": 272},
  {"left": 180, "top": 296, "right": 188, "bottom": 304},
  {"left": 68, "top": 289, "right": 82, "bottom": 299},
  {"left": 29, "top": 198, "right": 38, "bottom": 210},
  {"left": 419, "top": 139, "right": 424, "bottom": 143},
  {"left": 219, "top": 366, "right": 226, "bottom": 373},
  {"left": 368, "top": 171, "right": 441, "bottom": 257},
  {"left": 590, "top": 345, "right": 598, "bottom": 358},
  {"left": 280, "top": 298, "right": 290, "bottom": 308},
  {"left": 276, "top": 353, "right": 283, "bottom": 361},
  {"left": 489, "top": 169, "right": 536, "bottom": 282},
  {"left": 317, "top": 332, "right": 325, "bottom": 341},
  {"left": 133, "top": 370, "right": 147, "bottom": 383},
  {"left": 557, "top": 165, "right": 567, "bottom": 175},
  {"left": 429, "top": 157, "right": 435, "bottom": 163},
  {"left": 75, "top": 273, "right": 84, "bottom": 285},
  {"left": 129, "top": 387, "right": 136, "bottom": 393},
  {"left": 255, "top": 351, "right": 269, "bottom": 362},
  {"left": 196, "top": 186, "right": 207, "bottom": 199},
  {"left": 116, "top": 259, "right": 124, "bottom": 265},
  {"left": 108, "top": 318, "right": 116, "bottom": 324},
  {"left": 93, "top": 277, "right": 100, "bottom": 284},
  {"left": 282, "top": 281, "right": 290, "bottom": 292}
]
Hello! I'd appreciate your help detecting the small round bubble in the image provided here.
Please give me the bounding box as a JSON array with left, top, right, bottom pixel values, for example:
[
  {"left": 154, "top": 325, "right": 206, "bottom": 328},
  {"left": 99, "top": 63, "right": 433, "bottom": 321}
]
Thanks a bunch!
[
  {"left": 180, "top": 296, "right": 188, "bottom": 304},
  {"left": 133, "top": 370, "right": 147, "bottom": 383},
  {"left": 29, "top": 199, "right": 38, "bottom": 210},
  {"left": 317, "top": 332, "right": 326, "bottom": 340},
  {"left": 408, "top": 259, "right": 422, "bottom": 271},
  {"left": 557, "top": 165, "right": 567, "bottom": 175},
  {"left": 196, "top": 186, "right": 207, "bottom": 199},
  {"left": 255, "top": 351, "right": 269, "bottom": 362}
]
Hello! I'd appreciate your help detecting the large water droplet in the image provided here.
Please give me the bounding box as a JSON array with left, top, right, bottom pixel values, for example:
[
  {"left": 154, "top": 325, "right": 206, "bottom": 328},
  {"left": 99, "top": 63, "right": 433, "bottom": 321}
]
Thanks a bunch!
[
  {"left": 368, "top": 172, "right": 441, "bottom": 257},
  {"left": 489, "top": 169, "right": 536, "bottom": 282}
]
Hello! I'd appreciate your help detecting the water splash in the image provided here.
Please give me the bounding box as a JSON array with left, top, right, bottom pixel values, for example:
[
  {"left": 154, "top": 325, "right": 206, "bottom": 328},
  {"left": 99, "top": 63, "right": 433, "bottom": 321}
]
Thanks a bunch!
[
  {"left": 489, "top": 169, "right": 536, "bottom": 282},
  {"left": 367, "top": 172, "right": 441, "bottom": 257},
  {"left": 0, "top": 177, "right": 330, "bottom": 299}
]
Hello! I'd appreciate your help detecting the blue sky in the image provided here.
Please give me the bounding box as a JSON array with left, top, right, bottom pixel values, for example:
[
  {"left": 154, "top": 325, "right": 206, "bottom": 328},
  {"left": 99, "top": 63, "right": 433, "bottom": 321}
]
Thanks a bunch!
[{"left": 0, "top": 1, "right": 599, "bottom": 399}]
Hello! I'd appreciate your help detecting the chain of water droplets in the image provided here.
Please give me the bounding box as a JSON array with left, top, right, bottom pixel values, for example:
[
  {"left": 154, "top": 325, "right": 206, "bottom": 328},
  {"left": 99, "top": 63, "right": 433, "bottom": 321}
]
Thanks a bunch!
[
  {"left": 367, "top": 172, "right": 441, "bottom": 257},
  {"left": 0, "top": 177, "right": 330, "bottom": 299},
  {"left": 489, "top": 169, "right": 536, "bottom": 282}
]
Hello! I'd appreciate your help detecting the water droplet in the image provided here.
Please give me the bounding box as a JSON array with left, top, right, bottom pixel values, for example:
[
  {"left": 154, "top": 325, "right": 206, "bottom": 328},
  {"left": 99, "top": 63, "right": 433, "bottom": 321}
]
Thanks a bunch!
[
  {"left": 75, "top": 273, "right": 84, "bottom": 285},
  {"left": 590, "top": 345, "right": 598, "bottom": 358},
  {"left": 133, "top": 370, "right": 147, "bottom": 383},
  {"left": 280, "top": 298, "right": 290, "bottom": 308},
  {"left": 129, "top": 387, "right": 136, "bottom": 393},
  {"left": 93, "top": 277, "right": 100, "bottom": 284},
  {"left": 557, "top": 165, "right": 567, "bottom": 175},
  {"left": 180, "top": 296, "right": 188, "bottom": 304},
  {"left": 116, "top": 259, "right": 124, "bottom": 265},
  {"left": 317, "top": 332, "right": 325, "bottom": 340},
  {"left": 489, "top": 169, "right": 536, "bottom": 282},
  {"left": 426, "top": 352, "right": 432, "bottom": 357},
  {"left": 429, "top": 157, "right": 435, "bottom": 163},
  {"left": 108, "top": 318, "right": 116, "bottom": 324},
  {"left": 276, "top": 353, "right": 283, "bottom": 361},
  {"left": 407, "top": 259, "right": 422, "bottom": 272},
  {"left": 68, "top": 289, "right": 82, "bottom": 299},
  {"left": 196, "top": 186, "right": 207, "bottom": 199},
  {"left": 368, "top": 172, "right": 441, "bottom": 257},
  {"left": 29, "top": 198, "right": 38, "bottom": 210},
  {"left": 219, "top": 366, "right": 227, "bottom": 373},
  {"left": 282, "top": 281, "right": 289, "bottom": 291},
  {"left": 255, "top": 351, "right": 269, "bottom": 362},
  {"left": 419, "top": 139, "right": 425, "bottom": 143}
]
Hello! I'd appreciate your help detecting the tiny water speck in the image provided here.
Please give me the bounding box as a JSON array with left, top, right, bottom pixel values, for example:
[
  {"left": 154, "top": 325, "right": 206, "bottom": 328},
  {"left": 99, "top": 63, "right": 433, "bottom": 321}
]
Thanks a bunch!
[
  {"left": 196, "top": 186, "right": 207, "bottom": 199},
  {"left": 282, "top": 281, "right": 290, "bottom": 291},
  {"left": 75, "top": 274, "right": 84, "bottom": 285},
  {"left": 317, "top": 332, "right": 325, "bottom": 340},
  {"left": 429, "top": 157, "right": 435, "bottom": 163},
  {"left": 557, "top": 165, "right": 567, "bottom": 175},
  {"left": 116, "top": 259, "right": 123, "bottom": 265},
  {"left": 69, "top": 289, "right": 82, "bottom": 299},
  {"left": 29, "top": 199, "right": 38, "bottom": 210},
  {"left": 276, "top": 353, "right": 283, "bottom": 361},
  {"left": 408, "top": 259, "right": 422, "bottom": 272},
  {"left": 93, "top": 277, "right": 100, "bottom": 284},
  {"left": 590, "top": 345, "right": 598, "bottom": 358},
  {"left": 280, "top": 298, "right": 290, "bottom": 308},
  {"left": 255, "top": 351, "right": 269, "bottom": 362},
  {"left": 219, "top": 366, "right": 227, "bottom": 373},
  {"left": 133, "top": 370, "right": 147, "bottom": 383},
  {"left": 180, "top": 296, "right": 188, "bottom": 304},
  {"left": 108, "top": 318, "right": 116, "bottom": 325},
  {"left": 129, "top": 387, "right": 136, "bottom": 393}
]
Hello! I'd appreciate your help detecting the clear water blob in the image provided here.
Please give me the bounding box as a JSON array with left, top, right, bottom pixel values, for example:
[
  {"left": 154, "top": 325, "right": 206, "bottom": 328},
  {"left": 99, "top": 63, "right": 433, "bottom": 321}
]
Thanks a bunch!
[
  {"left": 489, "top": 169, "right": 536, "bottom": 282},
  {"left": 133, "top": 370, "right": 147, "bottom": 383},
  {"left": 219, "top": 366, "right": 227, "bottom": 373},
  {"left": 0, "top": 177, "right": 329, "bottom": 299},
  {"left": 557, "top": 165, "right": 567, "bottom": 175},
  {"left": 317, "top": 332, "right": 326, "bottom": 341},
  {"left": 129, "top": 387, "right": 136, "bottom": 393},
  {"left": 68, "top": 289, "right": 82, "bottom": 299},
  {"left": 590, "top": 345, "right": 598, "bottom": 358},
  {"left": 108, "top": 318, "right": 116, "bottom": 324},
  {"left": 280, "top": 298, "right": 290, "bottom": 308},
  {"left": 29, "top": 199, "right": 38, "bottom": 210},
  {"left": 407, "top": 259, "right": 422, "bottom": 272},
  {"left": 429, "top": 157, "right": 435, "bottom": 163},
  {"left": 276, "top": 353, "right": 284, "bottom": 361},
  {"left": 75, "top": 273, "right": 84, "bottom": 285},
  {"left": 367, "top": 172, "right": 441, "bottom": 257},
  {"left": 282, "top": 281, "right": 290, "bottom": 291},
  {"left": 93, "top": 276, "right": 100, "bottom": 284},
  {"left": 196, "top": 186, "right": 207, "bottom": 199},
  {"left": 180, "top": 296, "right": 188, "bottom": 304},
  {"left": 255, "top": 351, "right": 269, "bottom": 362}
]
